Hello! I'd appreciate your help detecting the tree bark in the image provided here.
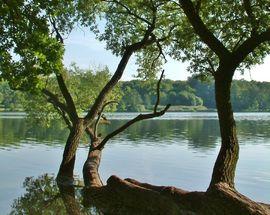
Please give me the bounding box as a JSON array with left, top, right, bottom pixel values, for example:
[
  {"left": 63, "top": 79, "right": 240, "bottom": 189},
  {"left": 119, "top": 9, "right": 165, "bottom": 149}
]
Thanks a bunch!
[
  {"left": 209, "top": 68, "right": 239, "bottom": 189},
  {"left": 83, "top": 140, "right": 103, "bottom": 187},
  {"left": 57, "top": 118, "right": 84, "bottom": 185},
  {"left": 84, "top": 176, "right": 270, "bottom": 215}
]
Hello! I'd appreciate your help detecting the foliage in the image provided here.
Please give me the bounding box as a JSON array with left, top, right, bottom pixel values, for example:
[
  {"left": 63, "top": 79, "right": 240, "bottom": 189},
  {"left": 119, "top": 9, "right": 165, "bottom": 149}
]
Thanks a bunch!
[
  {"left": 3, "top": 78, "right": 270, "bottom": 113},
  {"left": 22, "top": 65, "right": 121, "bottom": 127},
  {"left": 170, "top": 0, "right": 270, "bottom": 76},
  {"left": 9, "top": 174, "right": 96, "bottom": 215},
  {"left": 0, "top": 0, "right": 76, "bottom": 91},
  {"left": 77, "top": 0, "right": 179, "bottom": 78},
  {"left": 0, "top": 81, "right": 24, "bottom": 111}
]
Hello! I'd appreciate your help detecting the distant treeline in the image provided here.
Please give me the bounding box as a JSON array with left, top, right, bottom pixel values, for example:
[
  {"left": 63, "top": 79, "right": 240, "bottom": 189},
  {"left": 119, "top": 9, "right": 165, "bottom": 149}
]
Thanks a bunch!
[
  {"left": 1, "top": 79, "right": 270, "bottom": 112},
  {"left": 118, "top": 79, "right": 270, "bottom": 112}
]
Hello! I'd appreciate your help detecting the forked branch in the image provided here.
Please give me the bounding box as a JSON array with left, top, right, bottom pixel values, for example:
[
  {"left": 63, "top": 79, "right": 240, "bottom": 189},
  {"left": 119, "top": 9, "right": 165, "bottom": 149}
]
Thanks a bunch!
[
  {"left": 92, "top": 71, "right": 171, "bottom": 151},
  {"left": 94, "top": 101, "right": 118, "bottom": 138},
  {"left": 42, "top": 89, "right": 72, "bottom": 129}
]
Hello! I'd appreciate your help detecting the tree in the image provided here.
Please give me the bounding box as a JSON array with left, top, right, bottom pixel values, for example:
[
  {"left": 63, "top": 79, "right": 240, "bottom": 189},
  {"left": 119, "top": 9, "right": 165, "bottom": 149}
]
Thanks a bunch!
[
  {"left": 1, "top": 0, "right": 171, "bottom": 186},
  {"left": 22, "top": 65, "right": 120, "bottom": 127},
  {"left": 175, "top": 0, "right": 270, "bottom": 190},
  {"left": 88, "top": 1, "right": 270, "bottom": 214}
]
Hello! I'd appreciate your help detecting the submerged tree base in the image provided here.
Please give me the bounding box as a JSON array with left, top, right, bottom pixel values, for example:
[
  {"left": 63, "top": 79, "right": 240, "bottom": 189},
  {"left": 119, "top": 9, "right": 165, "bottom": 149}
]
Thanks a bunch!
[{"left": 83, "top": 175, "right": 270, "bottom": 215}]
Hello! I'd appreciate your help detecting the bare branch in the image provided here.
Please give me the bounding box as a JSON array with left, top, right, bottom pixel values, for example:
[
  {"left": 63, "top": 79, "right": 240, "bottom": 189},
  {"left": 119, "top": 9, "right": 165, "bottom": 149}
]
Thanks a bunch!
[
  {"left": 94, "top": 101, "right": 118, "bottom": 138},
  {"left": 94, "top": 104, "right": 170, "bottom": 151},
  {"left": 232, "top": 34, "right": 246, "bottom": 52},
  {"left": 151, "top": 24, "right": 177, "bottom": 68},
  {"left": 154, "top": 70, "right": 165, "bottom": 113},
  {"left": 92, "top": 70, "right": 171, "bottom": 151},
  {"left": 55, "top": 106, "right": 73, "bottom": 130},
  {"left": 48, "top": 17, "right": 78, "bottom": 122}
]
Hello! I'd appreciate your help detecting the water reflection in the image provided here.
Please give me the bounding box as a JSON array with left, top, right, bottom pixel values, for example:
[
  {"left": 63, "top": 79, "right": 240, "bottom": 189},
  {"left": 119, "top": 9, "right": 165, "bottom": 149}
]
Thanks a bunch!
[
  {"left": 1, "top": 113, "right": 270, "bottom": 211},
  {"left": 0, "top": 117, "right": 222, "bottom": 150},
  {"left": 0, "top": 118, "right": 68, "bottom": 148},
  {"left": 9, "top": 174, "right": 99, "bottom": 215},
  {"left": 2, "top": 115, "right": 270, "bottom": 150},
  {"left": 9, "top": 174, "right": 153, "bottom": 215}
]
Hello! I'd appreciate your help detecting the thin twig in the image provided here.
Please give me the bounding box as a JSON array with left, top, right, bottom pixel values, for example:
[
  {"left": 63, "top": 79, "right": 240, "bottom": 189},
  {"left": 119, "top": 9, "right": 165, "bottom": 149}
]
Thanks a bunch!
[
  {"left": 92, "top": 70, "right": 171, "bottom": 151},
  {"left": 94, "top": 101, "right": 118, "bottom": 138},
  {"left": 154, "top": 70, "right": 165, "bottom": 113},
  {"left": 206, "top": 58, "right": 216, "bottom": 75}
]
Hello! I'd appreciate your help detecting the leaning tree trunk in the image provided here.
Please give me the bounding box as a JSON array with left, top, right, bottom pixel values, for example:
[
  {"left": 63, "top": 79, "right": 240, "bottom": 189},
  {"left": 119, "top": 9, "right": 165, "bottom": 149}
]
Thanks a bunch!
[
  {"left": 57, "top": 118, "right": 84, "bottom": 185},
  {"left": 209, "top": 69, "right": 239, "bottom": 189},
  {"left": 83, "top": 139, "right": 103, "bottom": 187}
]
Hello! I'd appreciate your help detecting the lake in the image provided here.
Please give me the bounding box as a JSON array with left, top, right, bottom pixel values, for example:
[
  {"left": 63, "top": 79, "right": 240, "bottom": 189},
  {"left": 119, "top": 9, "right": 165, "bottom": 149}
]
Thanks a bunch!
[{"left": 0, "top": 112, "right": 270, "bottom": 214}]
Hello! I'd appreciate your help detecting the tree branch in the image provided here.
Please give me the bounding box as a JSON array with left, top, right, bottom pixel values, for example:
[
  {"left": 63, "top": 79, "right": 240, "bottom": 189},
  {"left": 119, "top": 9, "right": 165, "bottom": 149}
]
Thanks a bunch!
[
  {"left": 154, "top": 70, "right": 164, "bottom": 113},
  {"left": 42, "top": 89, "right": 68, "bottom": 113},
  {"left": 85, "top": 127, "right": 95, "bottom": 142},
  {"left": 48, "top": 17, "right": 78, "bottom": 123},
  {"left": 84, "top": 20, "right": 157, "bottom": 126},
  {"left": 94, "top": 101, "right": 118, "bottom": 138},
  {"left": 55, "top": 73, "right": 78, "bottom": 123},
  {"left": 206, "top": 58, "right": 216, "bottom": 75},
  {"left": 178, "top": 0, "right": 231, "bottom": 59},
  {"left": 94, "top": 105, "right": 170, "bottom": 151},
  {"left": 49, "top": 16, "right": 64, "bottom": 44},
  {"left": 42, "top": 89, "right": 72, "bottom": 129},
  {"left": 106, "top": 0, "right": 152, "bottom": 25},
  {"left": 233, "top": 28, "right": 270, "bottom": 65},
  {"left": 93, "top": 71, "right": 170, "bottom": 151},
  {"left": 243, "top": 0, "right": 258, "bottom": 36}
]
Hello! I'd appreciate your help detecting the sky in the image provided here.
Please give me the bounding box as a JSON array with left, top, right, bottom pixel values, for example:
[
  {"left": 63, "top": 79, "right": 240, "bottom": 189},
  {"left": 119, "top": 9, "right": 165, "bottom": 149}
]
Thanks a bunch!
[{"left": 63, "top": 28, "right": 270, "bottom": 81}]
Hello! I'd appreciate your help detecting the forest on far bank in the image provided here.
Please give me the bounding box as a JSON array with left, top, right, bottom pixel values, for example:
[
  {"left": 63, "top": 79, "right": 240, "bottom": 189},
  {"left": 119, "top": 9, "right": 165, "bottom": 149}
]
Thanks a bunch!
[{"left": 1, "top": 78, "right": 270, "bottom": 113}]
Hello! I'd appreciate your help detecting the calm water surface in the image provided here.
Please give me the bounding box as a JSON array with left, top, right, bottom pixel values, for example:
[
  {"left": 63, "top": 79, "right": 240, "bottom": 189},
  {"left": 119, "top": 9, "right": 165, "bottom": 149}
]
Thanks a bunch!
[{"left": 0, "top": 112, "right": 270, "bottom": 214}]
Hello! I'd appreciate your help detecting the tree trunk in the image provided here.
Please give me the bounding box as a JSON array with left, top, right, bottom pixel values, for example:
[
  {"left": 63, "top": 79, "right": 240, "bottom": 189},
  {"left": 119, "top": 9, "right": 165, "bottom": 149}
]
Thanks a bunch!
[
  {"left": 209, "top": 69, "right": 239, "bottom": 189},
  {"left": 83, "top": 176, "right": 269, "bottom": 215},
  {"left": 83, "top": 140, "right": 103, "bottom": 187},
  {"left": 57, "top": 118, "right": 84, "bottom": 185}
]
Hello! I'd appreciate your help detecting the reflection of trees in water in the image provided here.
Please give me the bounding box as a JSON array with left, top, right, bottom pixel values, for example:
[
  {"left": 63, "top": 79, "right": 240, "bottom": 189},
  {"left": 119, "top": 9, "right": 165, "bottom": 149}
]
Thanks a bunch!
[
  {"left": 100, "top": 119, "right": 220, "bottom": 150},
  {"left": 185, "top": 120, "right": 220, "bottom": 150},
  {"left": 9, "top": 174, "right": 101, "bottom": 215},
  {"left": 0, "top": 118, "right": 26, "bottom": 147},
  {"left": 0, "top": 118, "right": 68, "bottom": 147},
  {"left": 2, "top": 117, "right": 269, "bottom": 150},
  {"left": 10, "top": 174, "right": 65, "bottom": 214},
  {"left": 10, "top": 174, "right": 148, "bottom": 215},
  {"left": 237, "top": 120, "right": 270, "bottom": 141}
]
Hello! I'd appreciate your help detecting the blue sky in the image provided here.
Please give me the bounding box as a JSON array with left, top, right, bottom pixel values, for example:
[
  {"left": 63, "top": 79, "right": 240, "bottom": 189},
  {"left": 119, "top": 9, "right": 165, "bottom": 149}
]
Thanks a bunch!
[{"left": 63, "top": 28, "right": 270, "bottom": 81}]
